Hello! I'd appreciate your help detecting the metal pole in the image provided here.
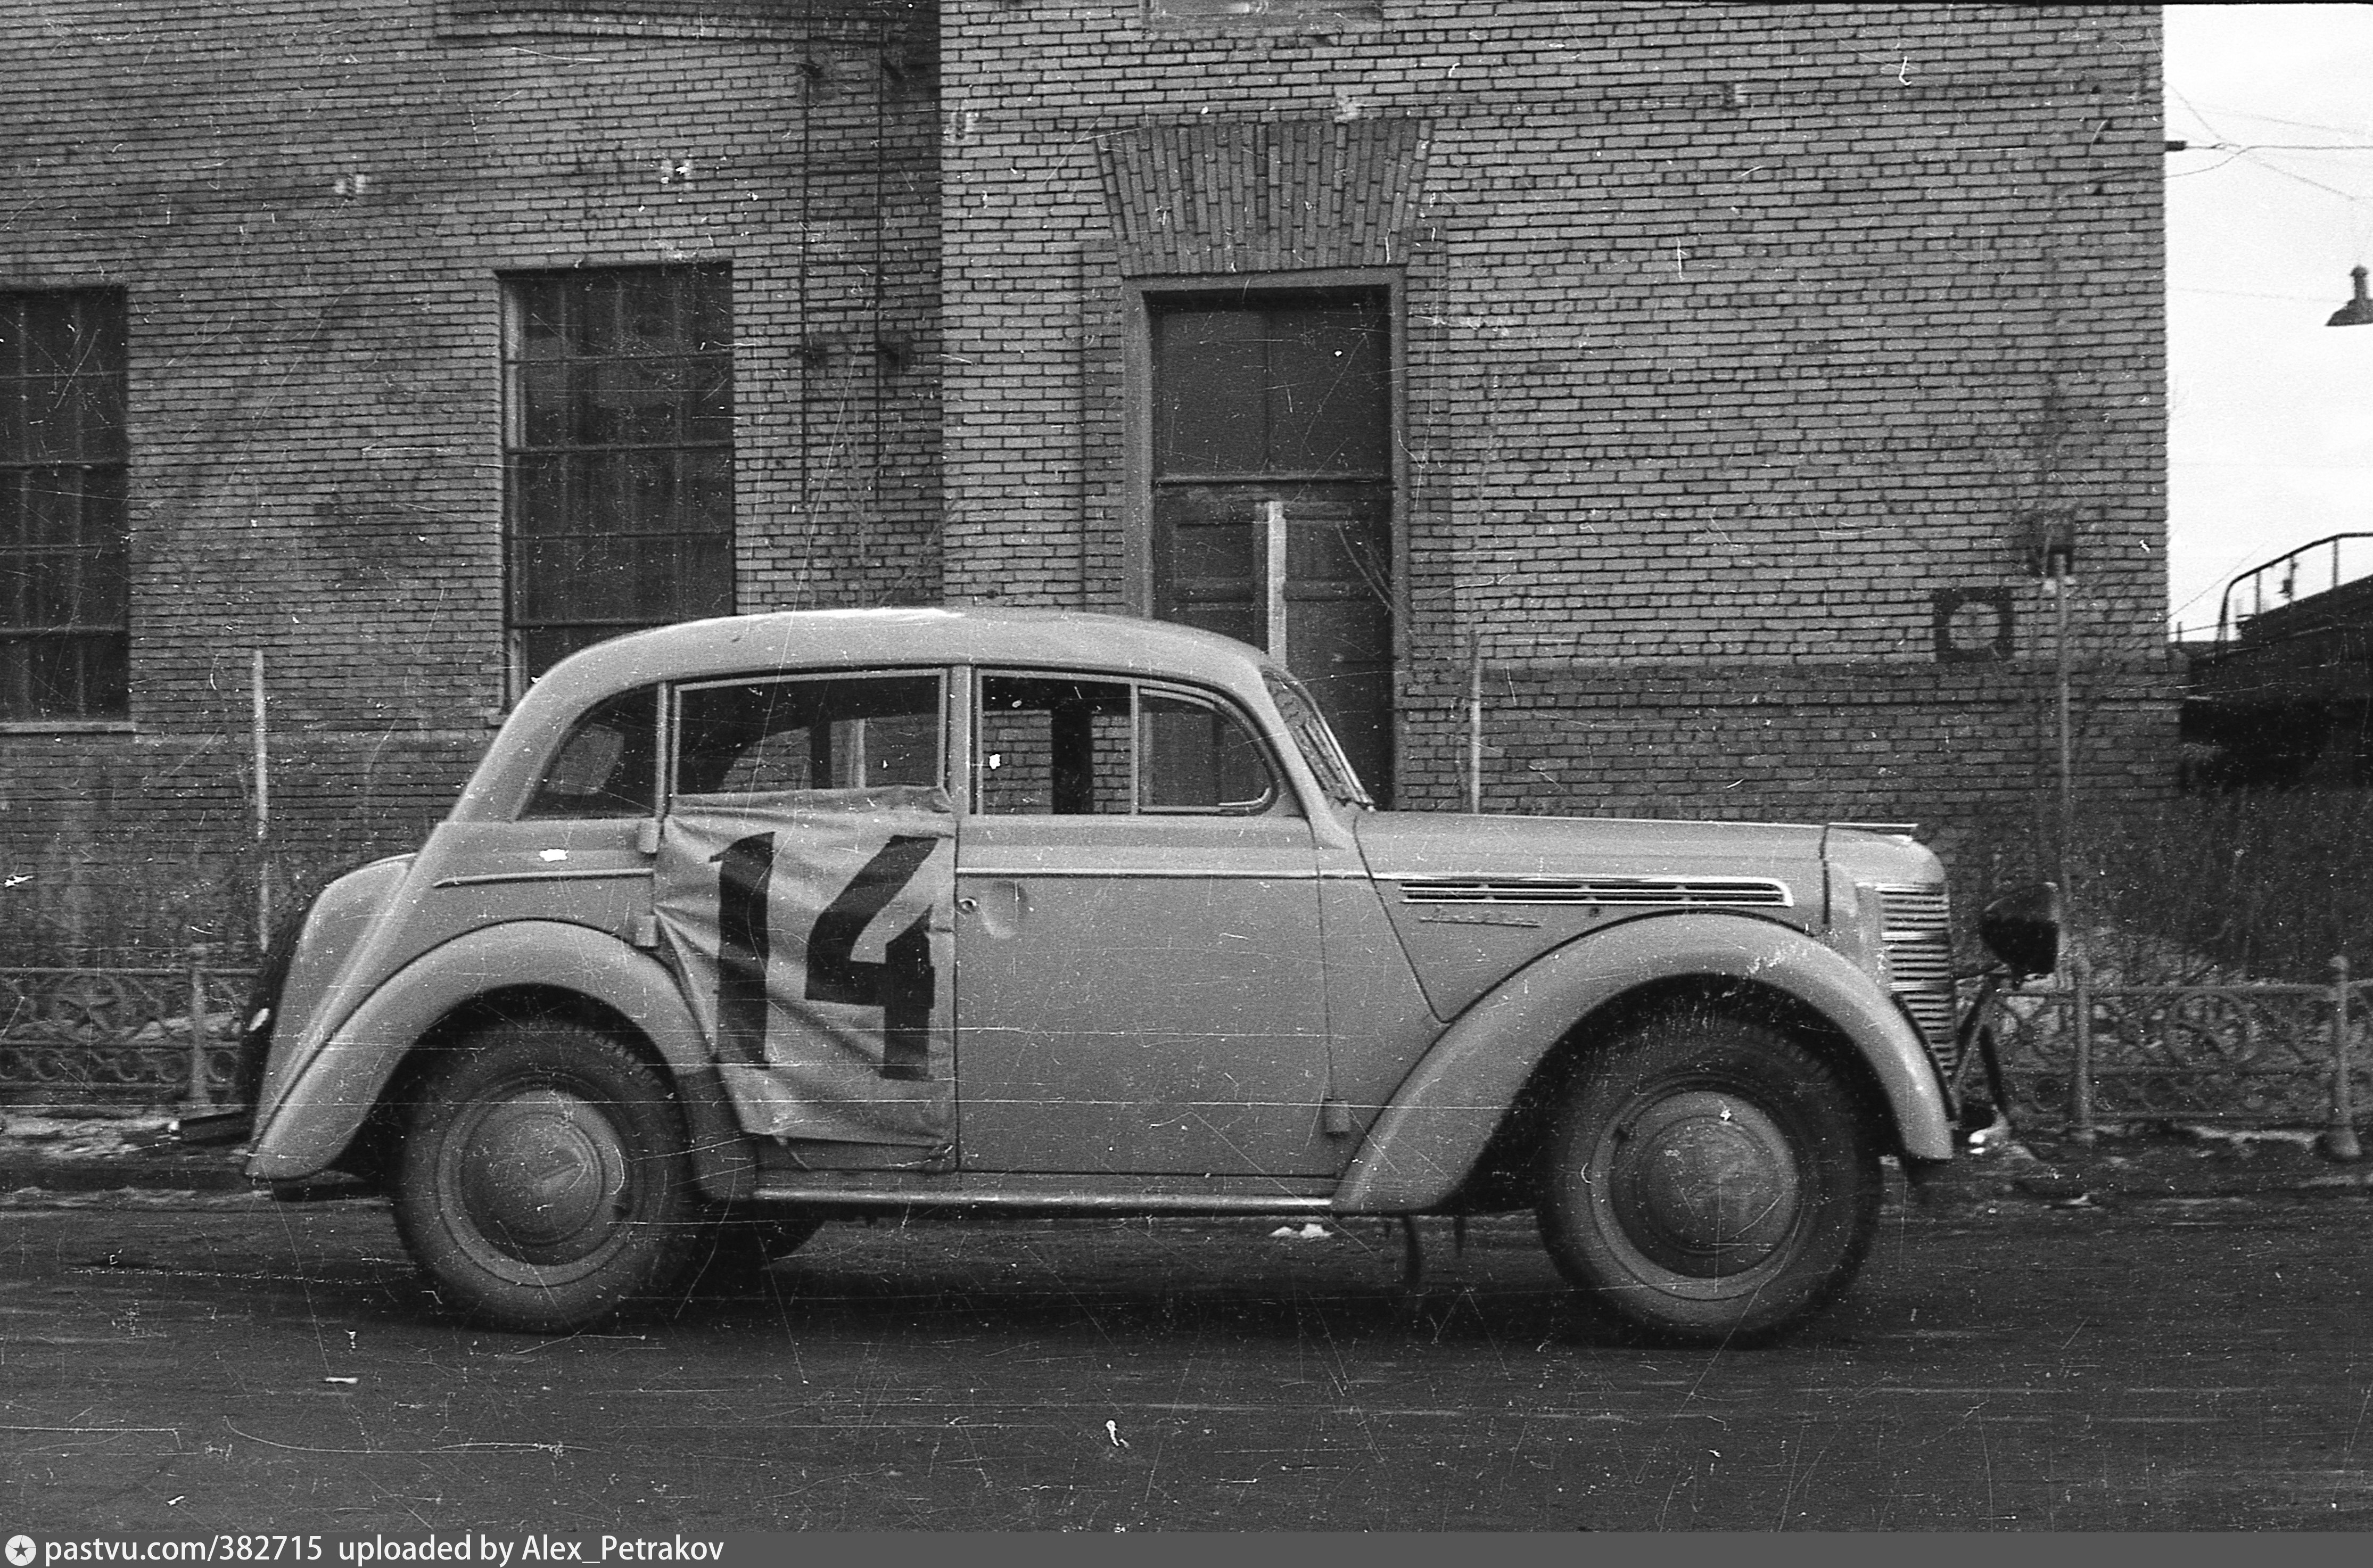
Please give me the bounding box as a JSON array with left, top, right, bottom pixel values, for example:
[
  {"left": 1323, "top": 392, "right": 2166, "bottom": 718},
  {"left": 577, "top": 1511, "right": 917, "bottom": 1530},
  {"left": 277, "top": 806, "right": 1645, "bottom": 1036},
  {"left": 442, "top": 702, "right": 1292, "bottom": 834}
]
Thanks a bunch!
[
  {"left": 1466, "top": 632, "right": 1483, "bottom": 814},
  {"left": 2056, "top": 580, "right": 2071, "bottom": 858},
  {"left": 2327, "top": 955, "right": 2362, "bottom": 1161},
  {"left": 253, "top": 649, "right": 272, "bottom": 949},
  {"left": 2054, "top": 567, "right": 2075, "bottom": 928},
  {"left": 2069, "top": 952, "right": 2095, "bottom": 1144}
]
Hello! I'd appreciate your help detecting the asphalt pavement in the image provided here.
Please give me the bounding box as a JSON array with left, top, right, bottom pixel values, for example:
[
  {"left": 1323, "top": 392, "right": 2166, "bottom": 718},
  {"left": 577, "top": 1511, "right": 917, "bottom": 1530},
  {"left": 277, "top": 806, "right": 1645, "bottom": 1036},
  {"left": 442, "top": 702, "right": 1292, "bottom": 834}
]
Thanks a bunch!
[{"left": 7, "top": 1167, "right": 2373, "bottom": 1530}]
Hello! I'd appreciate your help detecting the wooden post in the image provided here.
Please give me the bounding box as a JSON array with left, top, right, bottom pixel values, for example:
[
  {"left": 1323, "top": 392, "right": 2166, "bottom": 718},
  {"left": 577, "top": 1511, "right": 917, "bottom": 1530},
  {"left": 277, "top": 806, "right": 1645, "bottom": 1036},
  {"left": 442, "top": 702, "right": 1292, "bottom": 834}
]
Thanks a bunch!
[
  {"left": 2326, "top": 955, "right": 2362, "bottom": 1162},
  {"left": 184, "top": 944, "right": 212, "bottom": 1107}
]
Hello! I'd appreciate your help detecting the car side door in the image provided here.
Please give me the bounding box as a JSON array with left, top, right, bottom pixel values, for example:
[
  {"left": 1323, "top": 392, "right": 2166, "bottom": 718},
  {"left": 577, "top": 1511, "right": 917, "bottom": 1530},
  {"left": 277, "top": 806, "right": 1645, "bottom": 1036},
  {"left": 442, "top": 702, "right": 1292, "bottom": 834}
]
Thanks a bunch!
[
  {"left": 650, "top": 668, "right": 960, "bottom": 1166},
  {"left": 953, "top": 671, "right": 1338, "bottom": 1177}
]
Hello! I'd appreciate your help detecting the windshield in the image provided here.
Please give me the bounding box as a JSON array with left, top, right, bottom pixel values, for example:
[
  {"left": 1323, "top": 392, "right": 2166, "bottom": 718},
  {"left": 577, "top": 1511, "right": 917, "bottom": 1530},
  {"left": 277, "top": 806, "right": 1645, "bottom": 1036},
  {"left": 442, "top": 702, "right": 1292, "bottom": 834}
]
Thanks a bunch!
[{"left": 1262, "top": 667, "right": 1373, "bottom": 810}]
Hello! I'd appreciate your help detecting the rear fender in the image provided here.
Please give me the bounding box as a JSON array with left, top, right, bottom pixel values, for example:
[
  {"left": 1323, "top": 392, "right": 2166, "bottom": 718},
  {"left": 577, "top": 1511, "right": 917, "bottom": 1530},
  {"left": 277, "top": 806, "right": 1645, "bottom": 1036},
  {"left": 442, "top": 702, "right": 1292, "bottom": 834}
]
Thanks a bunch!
[
  {"left": 246, "top": 920, "right": 754, "bottom": 1201},
  {"left": 1332, "top": 912, "right": 1952, "bottom": 1214}
]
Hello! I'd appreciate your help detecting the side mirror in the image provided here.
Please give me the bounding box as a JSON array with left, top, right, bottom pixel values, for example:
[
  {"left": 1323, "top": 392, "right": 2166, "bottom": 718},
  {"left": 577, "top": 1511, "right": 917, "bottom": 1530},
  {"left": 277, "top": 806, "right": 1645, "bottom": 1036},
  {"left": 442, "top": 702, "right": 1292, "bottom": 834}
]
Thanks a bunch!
[{"left": 1980, "top": 881, "right": 2062, "bottom": 978}]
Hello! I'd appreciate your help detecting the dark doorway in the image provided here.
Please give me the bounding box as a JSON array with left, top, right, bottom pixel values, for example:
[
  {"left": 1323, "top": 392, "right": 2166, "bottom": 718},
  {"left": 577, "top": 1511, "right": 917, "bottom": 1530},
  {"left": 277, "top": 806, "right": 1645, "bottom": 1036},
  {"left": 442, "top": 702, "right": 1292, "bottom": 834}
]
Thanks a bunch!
[{"left": 1147, "top": 288, "right": 1395, "bottom": 803}]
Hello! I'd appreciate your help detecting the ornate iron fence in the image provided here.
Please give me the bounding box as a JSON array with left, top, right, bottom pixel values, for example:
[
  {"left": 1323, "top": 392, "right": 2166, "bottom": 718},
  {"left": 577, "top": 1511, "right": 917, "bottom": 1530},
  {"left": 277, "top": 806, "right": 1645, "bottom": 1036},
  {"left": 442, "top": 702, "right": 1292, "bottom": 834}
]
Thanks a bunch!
[
  {"left": 0, "top": 953, "right": 254, "bottom": 1104},
  {"left": 1985, "top": 958, "right": 2368, "bottom": 1146},
  {"left": 3, "top": 953, "right": 2371, "bottom": 1142}
]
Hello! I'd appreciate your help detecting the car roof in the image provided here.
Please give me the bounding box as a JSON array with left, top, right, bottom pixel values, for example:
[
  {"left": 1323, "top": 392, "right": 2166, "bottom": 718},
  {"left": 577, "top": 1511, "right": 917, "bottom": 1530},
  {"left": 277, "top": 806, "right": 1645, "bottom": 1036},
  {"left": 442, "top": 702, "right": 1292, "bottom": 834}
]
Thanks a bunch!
[
  {"left": 537, "top": 607, "right": 1272, "bottom": 698},
  {"left": 455, "top": 608, "right": 1287, "bottom": 821}
]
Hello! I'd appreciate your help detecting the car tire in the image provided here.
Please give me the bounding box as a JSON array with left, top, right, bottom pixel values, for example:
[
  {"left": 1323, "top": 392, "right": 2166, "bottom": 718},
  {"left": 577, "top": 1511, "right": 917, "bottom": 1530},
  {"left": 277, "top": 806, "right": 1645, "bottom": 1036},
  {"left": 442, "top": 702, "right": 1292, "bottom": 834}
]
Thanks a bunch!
[
  {"left": 1536, "top": 1010, "right": 1881, "bottom": 1344},
  {"left": 392, "top": 1021, "right": 702, "bottom": 1334}
]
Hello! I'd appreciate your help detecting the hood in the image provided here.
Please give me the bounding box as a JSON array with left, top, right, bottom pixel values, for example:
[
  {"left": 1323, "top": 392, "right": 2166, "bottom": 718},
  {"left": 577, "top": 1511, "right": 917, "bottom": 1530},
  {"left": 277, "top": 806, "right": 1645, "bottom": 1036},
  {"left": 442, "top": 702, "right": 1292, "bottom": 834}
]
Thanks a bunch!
[
  {"left": 1349, "top": 812, "right": 1888, "bottom": 1023},
  {"left": 1354, "top": 810, "right": 1827, "bottom": 890}
]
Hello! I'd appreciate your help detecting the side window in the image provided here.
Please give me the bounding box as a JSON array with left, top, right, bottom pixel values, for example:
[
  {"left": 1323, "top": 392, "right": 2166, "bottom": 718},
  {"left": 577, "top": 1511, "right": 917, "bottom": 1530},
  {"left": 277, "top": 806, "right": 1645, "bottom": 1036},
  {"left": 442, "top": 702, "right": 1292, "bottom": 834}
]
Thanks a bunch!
[
  {"left": 523, "top": 686, "right": 658, "bottom": 819},
  {"left": 1140, "top": 690, "right": 1275, "bottom": 813},
  {"left": 975, "top": 673, "right": 1287, "bottom": 817},
  {"left": 977, "top": 675, "right": 1133, "bottom": 815},
  {"left": 675, "top": 673, "right": 941, "bottom": 798}
]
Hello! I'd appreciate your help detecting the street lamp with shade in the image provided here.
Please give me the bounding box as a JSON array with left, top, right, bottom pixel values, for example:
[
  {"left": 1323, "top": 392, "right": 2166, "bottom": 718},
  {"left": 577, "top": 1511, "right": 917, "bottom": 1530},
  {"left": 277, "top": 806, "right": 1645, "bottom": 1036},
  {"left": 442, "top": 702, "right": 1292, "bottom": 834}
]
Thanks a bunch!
[{"left": 2332, "top": 265, "right": 2373, "bottom": 327}]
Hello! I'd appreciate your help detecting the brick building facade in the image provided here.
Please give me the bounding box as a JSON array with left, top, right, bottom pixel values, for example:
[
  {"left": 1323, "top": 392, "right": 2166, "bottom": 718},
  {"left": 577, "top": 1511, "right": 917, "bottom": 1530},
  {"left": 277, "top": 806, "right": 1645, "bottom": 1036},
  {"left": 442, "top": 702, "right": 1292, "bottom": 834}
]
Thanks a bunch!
[
  {"left": 937, "top": 1, "right": 2170, "bottom": 840},
  {"left": 0, "top": 2, "right": 2168, "bottom": 960}
]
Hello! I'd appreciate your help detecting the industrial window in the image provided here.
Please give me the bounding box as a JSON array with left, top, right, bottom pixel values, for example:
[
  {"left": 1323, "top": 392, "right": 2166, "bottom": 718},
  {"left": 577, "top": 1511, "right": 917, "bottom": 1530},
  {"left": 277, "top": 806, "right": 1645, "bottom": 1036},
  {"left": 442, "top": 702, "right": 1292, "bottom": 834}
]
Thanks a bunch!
[
  {"left": 502, "top": 266, "right": 734, "bottom": 683},
  {"left": 0, "top": 290, "right": 129, "bottom": 722}
]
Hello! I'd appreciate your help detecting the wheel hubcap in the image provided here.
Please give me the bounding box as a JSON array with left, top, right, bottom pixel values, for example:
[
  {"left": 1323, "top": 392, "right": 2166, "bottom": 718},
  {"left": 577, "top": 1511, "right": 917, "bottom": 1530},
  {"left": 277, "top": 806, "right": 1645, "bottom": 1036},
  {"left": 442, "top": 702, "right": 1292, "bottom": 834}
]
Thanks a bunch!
[
  {"left": 1604, "top": 1089, "right": 1803, "bottom": 1277},
  {"left": 455, "top": 1087, "right": 630, "bottom": 1266}
]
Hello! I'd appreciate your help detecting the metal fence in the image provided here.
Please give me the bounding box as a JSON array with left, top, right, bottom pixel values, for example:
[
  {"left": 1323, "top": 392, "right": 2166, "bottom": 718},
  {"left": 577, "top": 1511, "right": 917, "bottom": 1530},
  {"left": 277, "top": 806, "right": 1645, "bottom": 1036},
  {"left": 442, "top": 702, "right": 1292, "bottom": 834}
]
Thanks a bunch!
[
  {"left": 1988, "top": 956, "right": 2367, "bottom": 1150},
  {"left": 1, "top": 954, "right": 2369, "bottom": 1146},
  {"left": 0, "top": 952, "right": 254, "bottom": 1105}
]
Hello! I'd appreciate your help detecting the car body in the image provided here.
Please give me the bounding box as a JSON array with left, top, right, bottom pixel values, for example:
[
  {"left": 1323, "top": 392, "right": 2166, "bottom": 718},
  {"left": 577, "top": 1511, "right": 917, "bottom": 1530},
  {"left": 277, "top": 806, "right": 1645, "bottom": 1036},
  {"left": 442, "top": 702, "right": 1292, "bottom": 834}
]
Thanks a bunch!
[{"left": 226, "top": 607, "right": 2047, "bottom": 1341}]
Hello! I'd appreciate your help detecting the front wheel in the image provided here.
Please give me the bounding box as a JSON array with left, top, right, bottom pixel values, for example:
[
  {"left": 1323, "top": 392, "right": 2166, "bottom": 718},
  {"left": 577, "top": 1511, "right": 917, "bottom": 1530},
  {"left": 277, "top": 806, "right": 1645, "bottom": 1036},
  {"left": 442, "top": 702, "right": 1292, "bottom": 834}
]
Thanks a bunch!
[
  {"left": 392, "top": 1022, "right": 702, "bottom": 1333},
  {"left": 1537, "top": 1012, "right": 1882, "bottom": 1344}
]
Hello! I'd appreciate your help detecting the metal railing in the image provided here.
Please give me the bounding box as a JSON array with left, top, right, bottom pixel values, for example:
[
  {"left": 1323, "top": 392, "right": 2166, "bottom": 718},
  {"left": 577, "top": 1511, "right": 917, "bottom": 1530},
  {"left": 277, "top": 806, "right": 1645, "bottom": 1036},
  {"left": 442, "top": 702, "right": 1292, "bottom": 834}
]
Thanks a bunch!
[
  {"left": 2, "top": 954, "right": 2369, "bottom": 1147},
  {"left": 2214, "top": 533, "right": 2373, "bottom": 647},
  {"left": 1985, "top": 955, "right": 2367, "bottom": 1151},
  {"left": 0, "top": 951, "right": 254, "bottom": 1105}
]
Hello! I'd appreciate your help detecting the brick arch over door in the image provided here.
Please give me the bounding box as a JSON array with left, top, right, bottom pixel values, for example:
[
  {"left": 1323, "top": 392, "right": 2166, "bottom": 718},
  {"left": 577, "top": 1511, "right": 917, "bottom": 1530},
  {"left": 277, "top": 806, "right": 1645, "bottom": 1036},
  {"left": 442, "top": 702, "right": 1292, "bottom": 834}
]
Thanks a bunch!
[{"left": 1089, "top": 118, "right": 1427, "bottom": 804}]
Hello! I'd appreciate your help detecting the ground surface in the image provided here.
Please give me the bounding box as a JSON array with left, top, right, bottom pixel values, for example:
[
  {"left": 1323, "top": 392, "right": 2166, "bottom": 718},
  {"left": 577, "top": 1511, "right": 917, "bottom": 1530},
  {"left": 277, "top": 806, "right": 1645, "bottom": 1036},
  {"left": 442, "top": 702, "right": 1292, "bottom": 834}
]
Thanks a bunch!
[{"left": 2, "top": 1152, "right": 2370, "bottom": 1532}]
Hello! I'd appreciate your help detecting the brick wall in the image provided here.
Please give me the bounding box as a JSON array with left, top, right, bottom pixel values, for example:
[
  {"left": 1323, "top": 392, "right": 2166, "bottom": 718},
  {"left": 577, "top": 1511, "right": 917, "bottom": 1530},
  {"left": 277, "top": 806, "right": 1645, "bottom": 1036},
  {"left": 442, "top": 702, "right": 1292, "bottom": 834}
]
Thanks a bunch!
[
  {"left": 4, "top": 1, "right": 2174, "bottom": 958},
  {"left": 1, "top": 0, "right": 938, "bottom": 958},
  {"left": 938, "top": 2, "right": 2172, "bottom": 852}
]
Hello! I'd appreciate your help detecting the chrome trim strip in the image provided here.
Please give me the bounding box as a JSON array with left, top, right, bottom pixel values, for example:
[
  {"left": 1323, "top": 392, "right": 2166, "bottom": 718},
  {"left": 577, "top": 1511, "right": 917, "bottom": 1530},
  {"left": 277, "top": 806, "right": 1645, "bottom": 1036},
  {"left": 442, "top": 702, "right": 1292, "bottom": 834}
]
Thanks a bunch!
[
  {"left": 1386, "top": 874, "right": 1794, "bottom": 909},
  {"left": 432, "top": 868, "right": 650, "bottom": 889}
]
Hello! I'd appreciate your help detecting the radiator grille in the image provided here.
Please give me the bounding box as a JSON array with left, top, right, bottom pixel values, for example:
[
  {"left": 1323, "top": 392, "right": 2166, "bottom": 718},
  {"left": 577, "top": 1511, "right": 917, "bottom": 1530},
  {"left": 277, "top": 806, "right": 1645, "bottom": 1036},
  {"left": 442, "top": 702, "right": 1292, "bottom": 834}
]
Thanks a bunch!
[{"left": 1879, "top": 884, "right": 1957, "bottom": 1064}]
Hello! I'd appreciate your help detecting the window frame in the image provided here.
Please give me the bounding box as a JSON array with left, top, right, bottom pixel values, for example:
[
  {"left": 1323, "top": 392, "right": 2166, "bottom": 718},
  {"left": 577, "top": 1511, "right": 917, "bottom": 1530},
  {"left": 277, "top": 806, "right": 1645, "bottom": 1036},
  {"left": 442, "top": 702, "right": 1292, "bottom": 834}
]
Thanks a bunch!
[
  {"left": 499, "top": 264, "right": 737, "bottom": 695},
  {"left": 969, "top": 666, "right": 1295, "bottom": 821},
  {"left": 520, "top": 683, "right": 662, "bottom": 821},
  {"left": 666, "top": 666, "right": 949, "bottom": 806},
  {"left": 0, "top": 287, "right": 130, "bottom": 726}
]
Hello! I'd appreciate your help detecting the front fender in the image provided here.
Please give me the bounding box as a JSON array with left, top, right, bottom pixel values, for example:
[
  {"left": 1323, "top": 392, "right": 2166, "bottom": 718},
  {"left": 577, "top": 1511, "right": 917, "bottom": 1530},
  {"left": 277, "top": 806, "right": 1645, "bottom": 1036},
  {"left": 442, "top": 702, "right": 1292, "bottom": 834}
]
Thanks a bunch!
[
  {"left": 1332, "top": 912, "right": 1953, "bottom": 1214},
  {"left": 246, "top": 920, "right": 754, "bottom": 1200}
]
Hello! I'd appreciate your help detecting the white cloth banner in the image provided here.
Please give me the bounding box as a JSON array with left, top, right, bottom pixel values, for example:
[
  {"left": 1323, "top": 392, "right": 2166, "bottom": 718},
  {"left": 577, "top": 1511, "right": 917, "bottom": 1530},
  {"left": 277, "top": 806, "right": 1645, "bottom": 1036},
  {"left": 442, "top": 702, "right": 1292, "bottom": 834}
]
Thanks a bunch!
[{"left": 653, "top": 785, "right": 955, "bottom": 1146}]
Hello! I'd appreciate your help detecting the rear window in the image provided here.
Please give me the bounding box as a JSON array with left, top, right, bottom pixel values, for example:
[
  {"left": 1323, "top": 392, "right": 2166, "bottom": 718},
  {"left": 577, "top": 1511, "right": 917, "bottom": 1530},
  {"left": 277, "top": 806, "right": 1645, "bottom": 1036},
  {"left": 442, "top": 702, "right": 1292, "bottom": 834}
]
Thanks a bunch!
[{"left": 522, "top": 686, "right": 659, "bottom": 819}]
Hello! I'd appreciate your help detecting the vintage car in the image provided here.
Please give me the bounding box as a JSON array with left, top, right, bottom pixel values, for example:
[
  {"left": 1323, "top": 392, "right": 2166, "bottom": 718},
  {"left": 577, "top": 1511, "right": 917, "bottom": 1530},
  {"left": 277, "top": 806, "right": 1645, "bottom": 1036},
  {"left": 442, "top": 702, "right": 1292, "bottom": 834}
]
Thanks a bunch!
[{"left": 217, "top": 607, "right": 2055, "bottom": 1342}]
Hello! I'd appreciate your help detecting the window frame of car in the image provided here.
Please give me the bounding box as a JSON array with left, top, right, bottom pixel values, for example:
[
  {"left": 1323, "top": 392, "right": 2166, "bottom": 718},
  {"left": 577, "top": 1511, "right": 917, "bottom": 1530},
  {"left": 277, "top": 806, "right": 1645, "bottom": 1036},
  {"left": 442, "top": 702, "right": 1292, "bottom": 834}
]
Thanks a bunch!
[
  {"left": 518, "top": 682, "right": 663, "bottom": 821},
  {"left": 664, "top": 666, "right": 952, "bottom": 805},
  {"left": 968, "top": 666, "right": 1297, "bottom": 821}
]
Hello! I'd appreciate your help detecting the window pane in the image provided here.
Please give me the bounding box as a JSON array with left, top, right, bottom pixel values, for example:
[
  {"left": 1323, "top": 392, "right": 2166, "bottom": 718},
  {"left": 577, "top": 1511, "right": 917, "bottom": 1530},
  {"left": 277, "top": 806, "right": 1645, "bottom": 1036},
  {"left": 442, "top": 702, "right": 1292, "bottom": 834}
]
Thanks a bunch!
[
  {"left": 677, "top": 674, "right": 941, "bottom": 797},
  {"left": 1153, "top": 309, "right": 1265, "bottom": 476},
  {"left": 1266, "top": 304, "right": 1388, "bottom": 474},
  {"left": 524, "top": 686, "right": 658, "bottom": 819},
  {"left": 1140, "top": 691, "right": 1277, "bottom": 813},
  {"left": 976, "top": 674, "right": 1132, "bottom": 815}
]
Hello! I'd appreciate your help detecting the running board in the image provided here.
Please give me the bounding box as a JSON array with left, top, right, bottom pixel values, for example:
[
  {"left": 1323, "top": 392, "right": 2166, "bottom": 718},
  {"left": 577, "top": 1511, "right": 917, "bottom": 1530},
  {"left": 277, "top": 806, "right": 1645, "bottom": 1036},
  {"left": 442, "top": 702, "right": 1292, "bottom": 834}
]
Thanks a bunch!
[{"left": 751, "top": 1184, "right": 1336, "bottom": 1217}]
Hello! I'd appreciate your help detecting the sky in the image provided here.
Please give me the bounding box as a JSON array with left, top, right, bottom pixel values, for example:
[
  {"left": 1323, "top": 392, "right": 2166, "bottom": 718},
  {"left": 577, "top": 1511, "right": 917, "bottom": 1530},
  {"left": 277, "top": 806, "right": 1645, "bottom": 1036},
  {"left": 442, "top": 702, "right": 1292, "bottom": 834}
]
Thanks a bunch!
[{"left": 2165, "top": 3, "right": 2373, "bottom": 638}]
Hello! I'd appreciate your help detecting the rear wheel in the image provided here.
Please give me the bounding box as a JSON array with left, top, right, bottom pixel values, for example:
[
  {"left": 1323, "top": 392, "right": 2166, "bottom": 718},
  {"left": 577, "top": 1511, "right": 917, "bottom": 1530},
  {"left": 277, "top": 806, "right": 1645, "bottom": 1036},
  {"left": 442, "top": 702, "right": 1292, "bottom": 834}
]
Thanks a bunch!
[
  {"left": 1537, "top": 1011, "right": 1881, "bottom": 1344},
  {"left": 392, "top": 1022, "right": 701, "bottom": 1333}
]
